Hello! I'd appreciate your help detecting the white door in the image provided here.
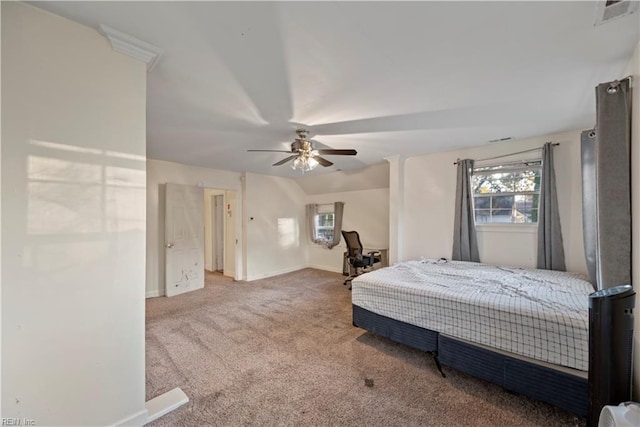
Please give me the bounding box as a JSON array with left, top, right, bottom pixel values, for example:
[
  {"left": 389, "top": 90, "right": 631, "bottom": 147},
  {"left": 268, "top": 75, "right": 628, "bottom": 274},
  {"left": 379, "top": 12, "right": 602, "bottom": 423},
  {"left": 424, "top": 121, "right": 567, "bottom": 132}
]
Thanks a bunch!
[{"left": 165, "top": 183, "right": 204, "bottom": 297}]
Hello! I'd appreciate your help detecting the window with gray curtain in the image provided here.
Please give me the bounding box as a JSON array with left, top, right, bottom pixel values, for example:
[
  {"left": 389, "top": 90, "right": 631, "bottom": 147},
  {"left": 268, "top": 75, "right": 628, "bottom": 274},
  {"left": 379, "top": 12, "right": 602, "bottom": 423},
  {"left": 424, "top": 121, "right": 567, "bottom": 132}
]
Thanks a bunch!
[
  {"left": 452, "top": 159, "right": 480, "bottom": 262},
  {"left": 306, "top": 203, "right": 319, "bottom": 244},
  {"left": 471, "top": 162, "right": 541, "bottom": 224},
  {"left": 536, "top": 142, "right": 566, "bottom": 271},
  {"left": 306, "top": 202, "right": 344, "bottom": 249}
]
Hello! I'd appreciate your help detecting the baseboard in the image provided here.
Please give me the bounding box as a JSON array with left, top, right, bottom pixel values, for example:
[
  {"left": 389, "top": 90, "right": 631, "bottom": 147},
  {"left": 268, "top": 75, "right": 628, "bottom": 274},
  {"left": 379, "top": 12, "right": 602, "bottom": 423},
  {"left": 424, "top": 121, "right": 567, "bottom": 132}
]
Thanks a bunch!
[
  {"left": 146, "top": 289, "right": 164, "bottom": 298},
  {"left": 246, "top": 264, "right": 307, "bottom": 281},
  {"left": 307, "top": 264, "right": 343, "bottom": 274},
  {"left": 145, "top": 387, "right": 189, "bottom": 424},
  {"left": 113, "top": 409, "right": 148, "bottom": 427}
]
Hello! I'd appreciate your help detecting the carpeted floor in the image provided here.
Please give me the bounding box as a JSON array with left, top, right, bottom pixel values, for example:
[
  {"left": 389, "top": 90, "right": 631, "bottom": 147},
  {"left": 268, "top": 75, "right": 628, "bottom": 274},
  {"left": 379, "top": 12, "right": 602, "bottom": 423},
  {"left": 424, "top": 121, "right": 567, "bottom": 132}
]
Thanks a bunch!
[{"left": 146, "top": 269, "right": 585, "bottom": 426}]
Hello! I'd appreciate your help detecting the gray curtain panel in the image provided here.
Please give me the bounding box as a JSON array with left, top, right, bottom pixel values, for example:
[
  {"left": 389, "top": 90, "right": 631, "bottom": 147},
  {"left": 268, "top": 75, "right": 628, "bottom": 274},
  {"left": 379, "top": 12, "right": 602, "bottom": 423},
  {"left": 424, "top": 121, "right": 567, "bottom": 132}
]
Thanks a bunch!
[
  {"left": 326, "top": 202, "right": 344, "bottom": 249},
  {"left": 536, "top": 143, "right": 566, "bottom": 271},
  {"left": 593, "top": 79, "right": 632, "bottom": 289},
  {"left": 580, "top": 129, "right": 597, "bottom": 285},
  {"left": 452, "top": 159, "right": 480, "bottom": 262},
  {"left": 305, "top": 203, "right": 318, "bottom": 244}
]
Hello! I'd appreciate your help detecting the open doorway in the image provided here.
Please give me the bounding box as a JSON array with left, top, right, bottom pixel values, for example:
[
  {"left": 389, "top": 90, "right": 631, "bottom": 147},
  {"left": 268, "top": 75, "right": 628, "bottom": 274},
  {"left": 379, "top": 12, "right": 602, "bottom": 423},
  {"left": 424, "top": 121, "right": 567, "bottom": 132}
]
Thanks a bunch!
[{"left": 204, "top": 188, "right": 237, "bottom": 279}]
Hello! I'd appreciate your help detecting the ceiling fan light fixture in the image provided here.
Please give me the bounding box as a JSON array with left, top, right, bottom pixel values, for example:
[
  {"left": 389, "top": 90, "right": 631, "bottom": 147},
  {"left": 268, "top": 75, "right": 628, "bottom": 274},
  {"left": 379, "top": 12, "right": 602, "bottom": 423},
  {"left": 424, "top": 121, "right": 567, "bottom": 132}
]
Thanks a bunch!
[
  {"left": 249, "top": 128, "right": 356, "bottom": 172},
  {"left": 291, "top": 157, "right": 301, "bottom": 170},
  {"left": 291, "top": 154, "right": 319, "bottom": 173},
  {"left": 307, "top": 156, "right": 319, "bottom": 169}
]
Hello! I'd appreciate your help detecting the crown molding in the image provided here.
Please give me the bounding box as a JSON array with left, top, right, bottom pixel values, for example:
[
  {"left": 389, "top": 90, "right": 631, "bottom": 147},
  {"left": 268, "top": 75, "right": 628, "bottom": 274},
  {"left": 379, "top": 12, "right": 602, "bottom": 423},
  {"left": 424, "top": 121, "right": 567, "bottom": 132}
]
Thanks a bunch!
[
  {"left": 98, "top": 24, "right": 163, "bottom": 72},
  {"left": 384, "top": 154, "right": 406, "bottom": 163}
]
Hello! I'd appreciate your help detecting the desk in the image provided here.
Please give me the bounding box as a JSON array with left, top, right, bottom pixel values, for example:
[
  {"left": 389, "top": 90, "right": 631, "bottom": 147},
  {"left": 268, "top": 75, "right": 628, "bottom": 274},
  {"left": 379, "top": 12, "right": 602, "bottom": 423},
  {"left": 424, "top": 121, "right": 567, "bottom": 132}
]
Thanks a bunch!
[{"left": 343, "top": 248, "right": 389, "bottom": 276}]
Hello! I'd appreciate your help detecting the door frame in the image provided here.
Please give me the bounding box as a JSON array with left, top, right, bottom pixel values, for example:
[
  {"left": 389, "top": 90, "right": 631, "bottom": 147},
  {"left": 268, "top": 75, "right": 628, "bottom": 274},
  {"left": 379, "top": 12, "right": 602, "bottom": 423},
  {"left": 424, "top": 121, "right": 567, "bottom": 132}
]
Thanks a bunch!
[
  {"left": 201, "top": 186, "right": 242, "bottom": 281},
  {"left": 213, "top": 193, "right": 225, "bottom": 272}
]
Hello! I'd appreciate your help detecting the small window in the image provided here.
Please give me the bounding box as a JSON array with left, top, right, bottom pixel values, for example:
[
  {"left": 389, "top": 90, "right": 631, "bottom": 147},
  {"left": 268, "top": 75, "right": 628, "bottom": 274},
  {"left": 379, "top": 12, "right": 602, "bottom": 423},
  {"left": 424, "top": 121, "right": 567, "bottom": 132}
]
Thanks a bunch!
[
  {"left": 314, "top": 208, "right": 335, "bottom": 242},
  {"left": 472, "top": 162, "right": 541, "bottom": 224}
]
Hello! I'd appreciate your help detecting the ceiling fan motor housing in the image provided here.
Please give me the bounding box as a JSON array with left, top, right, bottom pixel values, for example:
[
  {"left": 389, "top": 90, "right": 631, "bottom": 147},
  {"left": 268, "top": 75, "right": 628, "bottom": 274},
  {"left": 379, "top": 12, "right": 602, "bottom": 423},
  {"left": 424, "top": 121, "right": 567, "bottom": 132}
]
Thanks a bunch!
[
  {"left": 248, "top": 128, "right": 354, "bottom": 170},
  {"left": 291, "top": 139, "right": 313, "bottom": 153}
]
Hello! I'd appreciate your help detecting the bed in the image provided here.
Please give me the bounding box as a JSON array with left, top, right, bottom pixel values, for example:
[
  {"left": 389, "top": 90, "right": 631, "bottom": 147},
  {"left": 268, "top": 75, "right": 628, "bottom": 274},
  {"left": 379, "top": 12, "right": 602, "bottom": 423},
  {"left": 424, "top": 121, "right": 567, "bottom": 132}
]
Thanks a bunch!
[{"left": 351, "top": 259, "right": 594, "bottom": 416}]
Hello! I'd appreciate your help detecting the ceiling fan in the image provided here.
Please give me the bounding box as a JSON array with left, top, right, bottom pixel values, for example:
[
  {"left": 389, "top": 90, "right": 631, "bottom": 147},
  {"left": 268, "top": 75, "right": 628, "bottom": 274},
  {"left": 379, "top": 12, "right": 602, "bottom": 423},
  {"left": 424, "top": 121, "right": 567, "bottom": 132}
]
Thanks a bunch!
[{"left": 248, "top": 129, "right": 357, "bottom": 172}]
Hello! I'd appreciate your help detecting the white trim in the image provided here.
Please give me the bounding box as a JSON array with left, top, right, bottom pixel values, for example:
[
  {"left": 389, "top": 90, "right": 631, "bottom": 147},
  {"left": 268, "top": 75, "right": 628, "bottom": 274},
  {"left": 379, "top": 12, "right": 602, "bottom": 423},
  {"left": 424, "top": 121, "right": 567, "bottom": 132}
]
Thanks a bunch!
[
  {"left": 476, "top": 223, "right": 538, "bottom": 234},
  {"left": 145, "top": 387, "right": 189, "bottom": 425},
  {"left": 98, "top": 25, "right": 163, "bottom": 72},
  {"left": 246, "top": 264, "right": 307, "bottom": 281},
  {"left": 307, "top": 243, "right": 346, "bottom": 249},
  {"left": 146, "top": 289, "right": 164, "bottom": 298},
  {"left": 383, "top": 154, "right": 403, "bottom": 162},
  {"left": 113, "top": 409, "right": 148, "bottom": 427}
]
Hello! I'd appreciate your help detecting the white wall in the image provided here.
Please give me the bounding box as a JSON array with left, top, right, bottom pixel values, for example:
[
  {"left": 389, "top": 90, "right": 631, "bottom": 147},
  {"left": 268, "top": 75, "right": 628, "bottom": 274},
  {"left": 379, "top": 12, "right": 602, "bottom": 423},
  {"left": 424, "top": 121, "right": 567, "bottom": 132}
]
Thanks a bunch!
[
  {"left": 243, "top": 173, "right": 307, "bottom": 280},
  {"left": 0, "top": 1, "right": 4, "bottom": 416},
  {"left": 2, "top": 3, "right": 147, "bottom": 425},
  {"left": 150, "top": 161, "right": 383, "bottom": 290},
  {"left": 146, "top": 159, "right": 243, "bottom": 297},
  {"left": 624, "top": 40, "right": 640, "bottom": 400},
  {"left": 306, "top": 189, "right": 389, "bottom": 273},
  {"left": 296, "top": 163, "right": 389, "bottom": 194},
  {"left": 403, "top": 130, "right": 587, "bottom": 275}
]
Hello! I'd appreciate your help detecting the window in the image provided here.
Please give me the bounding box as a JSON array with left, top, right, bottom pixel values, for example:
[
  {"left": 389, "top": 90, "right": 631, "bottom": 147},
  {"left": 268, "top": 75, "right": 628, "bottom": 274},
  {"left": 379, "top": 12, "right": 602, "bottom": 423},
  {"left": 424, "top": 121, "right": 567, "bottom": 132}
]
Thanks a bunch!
[
  {"left": 314, "top": 206, "right": 335, "bottom": 242},
  {"left": 472, "top": 162, "right": 541, "bottom": 224}
]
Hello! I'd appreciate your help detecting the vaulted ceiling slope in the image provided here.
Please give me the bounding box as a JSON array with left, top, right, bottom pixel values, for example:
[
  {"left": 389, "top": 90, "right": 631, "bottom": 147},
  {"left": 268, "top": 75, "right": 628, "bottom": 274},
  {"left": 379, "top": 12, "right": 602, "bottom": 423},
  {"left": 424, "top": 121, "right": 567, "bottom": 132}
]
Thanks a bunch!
[{"left": 33, "top": 1, "right": 640, "bottom": 177}]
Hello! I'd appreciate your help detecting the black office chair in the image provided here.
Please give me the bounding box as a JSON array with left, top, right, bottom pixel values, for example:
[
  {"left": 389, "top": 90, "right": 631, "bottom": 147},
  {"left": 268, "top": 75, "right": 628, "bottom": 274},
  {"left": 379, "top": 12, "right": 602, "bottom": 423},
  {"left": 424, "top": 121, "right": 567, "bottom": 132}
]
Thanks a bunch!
[{"left": 342, "top": 230, "right": 381, "bottom": 290}]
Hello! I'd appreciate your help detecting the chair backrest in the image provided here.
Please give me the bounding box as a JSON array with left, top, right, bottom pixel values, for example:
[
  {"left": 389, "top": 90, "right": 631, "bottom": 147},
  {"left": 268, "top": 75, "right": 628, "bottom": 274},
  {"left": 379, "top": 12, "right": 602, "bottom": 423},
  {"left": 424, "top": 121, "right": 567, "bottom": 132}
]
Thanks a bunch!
[{"left": 342, "top": 230, "right": 364, "bottom": 259}]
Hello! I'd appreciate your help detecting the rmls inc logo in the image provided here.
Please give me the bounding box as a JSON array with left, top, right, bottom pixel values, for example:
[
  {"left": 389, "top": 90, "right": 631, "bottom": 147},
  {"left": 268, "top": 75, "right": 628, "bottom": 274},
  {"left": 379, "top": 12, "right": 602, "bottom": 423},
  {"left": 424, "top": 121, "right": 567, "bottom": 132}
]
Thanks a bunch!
[{"left": 1, "top": 419, "right": 35, "bottom": 426}]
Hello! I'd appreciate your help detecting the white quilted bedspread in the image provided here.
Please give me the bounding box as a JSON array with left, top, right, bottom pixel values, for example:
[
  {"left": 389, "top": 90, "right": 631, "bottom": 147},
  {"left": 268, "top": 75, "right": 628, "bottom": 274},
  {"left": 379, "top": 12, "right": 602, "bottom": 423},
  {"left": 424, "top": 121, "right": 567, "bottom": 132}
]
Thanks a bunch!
[{"left": 351, "top": 259, "right": 594, "bottom": 371}]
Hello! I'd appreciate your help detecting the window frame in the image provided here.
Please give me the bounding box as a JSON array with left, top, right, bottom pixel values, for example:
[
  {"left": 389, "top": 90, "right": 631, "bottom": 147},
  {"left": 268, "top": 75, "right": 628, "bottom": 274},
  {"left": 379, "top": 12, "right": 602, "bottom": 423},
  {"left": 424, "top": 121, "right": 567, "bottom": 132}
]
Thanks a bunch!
[
  {"left": 312, "top": 204, "right": 335, "bottom": 244},
  {"left": 471, "top": 160, "right": 542, "bottom": 226}
]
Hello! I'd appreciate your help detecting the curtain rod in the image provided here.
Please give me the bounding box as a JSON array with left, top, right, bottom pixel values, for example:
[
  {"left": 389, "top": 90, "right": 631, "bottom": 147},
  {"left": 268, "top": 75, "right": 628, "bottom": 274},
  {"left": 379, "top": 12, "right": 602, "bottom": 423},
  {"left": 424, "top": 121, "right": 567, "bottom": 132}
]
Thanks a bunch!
[
  {"left": 605, "top": 76, "right": 632, "bottom": 84},
  {"left": 453, "top": 143, "right": 559, "bottom": 165}
]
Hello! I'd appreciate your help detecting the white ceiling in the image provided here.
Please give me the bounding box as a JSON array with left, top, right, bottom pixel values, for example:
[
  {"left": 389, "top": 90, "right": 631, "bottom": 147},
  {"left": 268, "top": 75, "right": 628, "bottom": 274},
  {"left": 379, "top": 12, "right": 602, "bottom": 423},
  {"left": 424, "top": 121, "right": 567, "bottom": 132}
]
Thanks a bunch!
[{"left": 34, "top": 1, "right": 639, "bottom": 178}]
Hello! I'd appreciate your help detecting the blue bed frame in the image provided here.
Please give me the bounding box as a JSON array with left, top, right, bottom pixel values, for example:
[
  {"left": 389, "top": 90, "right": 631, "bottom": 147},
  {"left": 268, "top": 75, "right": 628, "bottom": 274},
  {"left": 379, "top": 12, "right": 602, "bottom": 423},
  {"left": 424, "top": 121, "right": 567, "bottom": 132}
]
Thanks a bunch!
[{"left": 352, "top": 304, "right": 587, "bottom": 416}]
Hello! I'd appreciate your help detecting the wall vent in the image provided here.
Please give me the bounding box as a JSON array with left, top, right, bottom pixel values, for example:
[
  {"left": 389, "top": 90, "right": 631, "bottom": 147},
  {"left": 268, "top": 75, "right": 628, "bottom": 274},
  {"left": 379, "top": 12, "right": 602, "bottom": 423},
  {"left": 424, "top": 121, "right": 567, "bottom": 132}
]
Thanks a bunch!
[{"left": 594, "top": 0, "right": 638, "bottom": 26}]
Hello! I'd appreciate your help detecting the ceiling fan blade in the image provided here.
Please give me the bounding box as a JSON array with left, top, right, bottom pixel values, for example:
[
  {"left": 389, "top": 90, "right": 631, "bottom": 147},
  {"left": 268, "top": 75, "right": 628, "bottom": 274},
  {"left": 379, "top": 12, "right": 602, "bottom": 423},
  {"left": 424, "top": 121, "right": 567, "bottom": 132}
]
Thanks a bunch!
[
  {"left": 314, "top": 156, "right": 333, "bottom": 167},
  {"left": 316, "top": 149, "right": 357, "bottom": 156},
  {"left": 273, "top": 155, "right": 297, "bottom": 166},
  {"left": 248, "top": 149, "right": 292, "bottom": 153}
]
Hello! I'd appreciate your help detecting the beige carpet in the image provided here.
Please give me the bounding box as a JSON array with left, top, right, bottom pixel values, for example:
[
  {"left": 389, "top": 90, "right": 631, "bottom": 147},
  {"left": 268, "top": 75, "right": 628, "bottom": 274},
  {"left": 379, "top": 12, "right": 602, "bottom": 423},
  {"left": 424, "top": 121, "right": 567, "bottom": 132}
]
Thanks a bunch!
[{"left": 146, "top": 269, "right": 585, "bottom": 426}]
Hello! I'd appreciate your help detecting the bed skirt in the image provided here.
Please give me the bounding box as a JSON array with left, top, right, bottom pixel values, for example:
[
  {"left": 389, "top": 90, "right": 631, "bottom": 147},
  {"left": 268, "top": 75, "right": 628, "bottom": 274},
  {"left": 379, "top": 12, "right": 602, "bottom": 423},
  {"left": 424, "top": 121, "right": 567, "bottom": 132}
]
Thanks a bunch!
[
  {"left": 352, "top": 304, "right": 587, "bottom": 416},
  {"left": 352, "top": 303, "right": 438, "bottom": 352}
]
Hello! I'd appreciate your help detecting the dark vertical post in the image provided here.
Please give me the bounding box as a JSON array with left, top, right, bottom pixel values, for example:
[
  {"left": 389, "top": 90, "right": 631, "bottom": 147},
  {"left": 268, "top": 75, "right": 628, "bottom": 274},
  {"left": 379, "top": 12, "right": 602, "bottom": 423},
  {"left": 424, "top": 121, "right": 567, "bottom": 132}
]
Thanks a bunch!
[{"left": 588, "top": 285, "right": 635, "bottom": 426}]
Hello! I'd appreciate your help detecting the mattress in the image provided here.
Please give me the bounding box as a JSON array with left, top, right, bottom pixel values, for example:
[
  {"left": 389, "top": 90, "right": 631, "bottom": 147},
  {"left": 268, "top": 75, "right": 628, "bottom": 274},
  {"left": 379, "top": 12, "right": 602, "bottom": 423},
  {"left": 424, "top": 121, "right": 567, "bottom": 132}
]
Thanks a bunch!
[{"left": 351, "top": 259, "right": 593, "bottom": 371}]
